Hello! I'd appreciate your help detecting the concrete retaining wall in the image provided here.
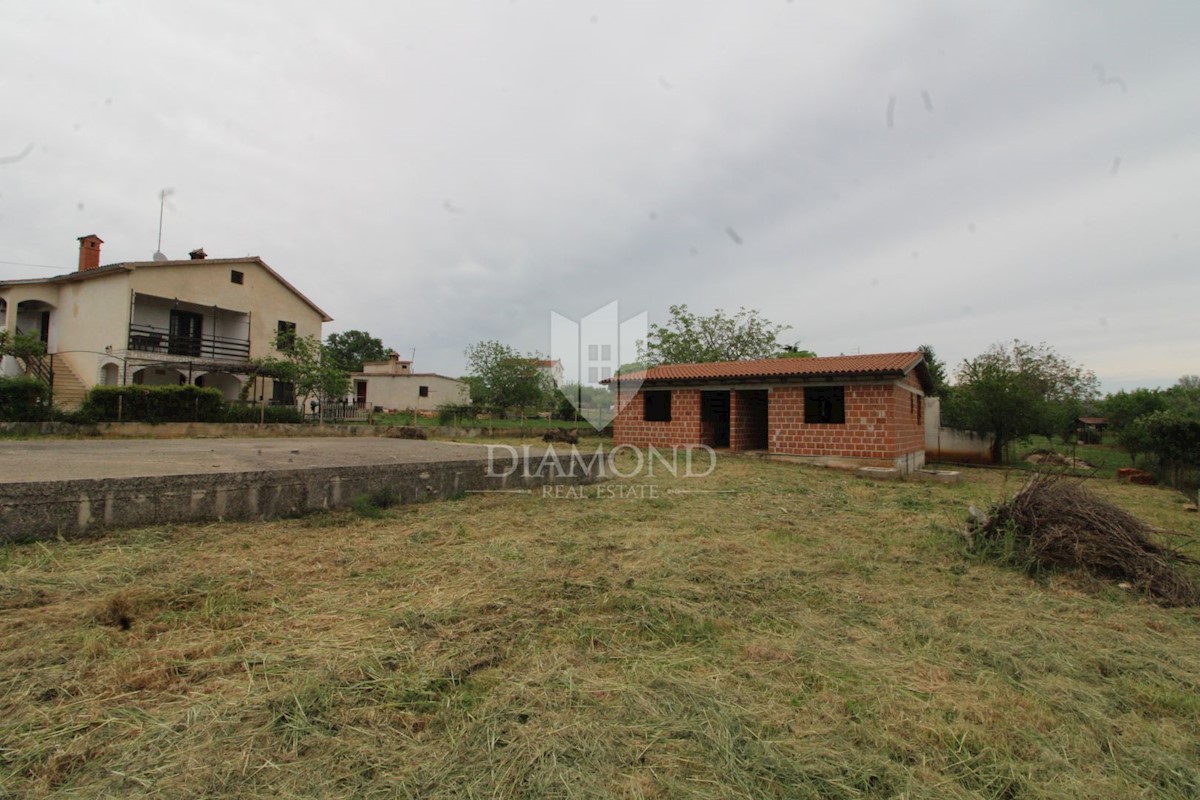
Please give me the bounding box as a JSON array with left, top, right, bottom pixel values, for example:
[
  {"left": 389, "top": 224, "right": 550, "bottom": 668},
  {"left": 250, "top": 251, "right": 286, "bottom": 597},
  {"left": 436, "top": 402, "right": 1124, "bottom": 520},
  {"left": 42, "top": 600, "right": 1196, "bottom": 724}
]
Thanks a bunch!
[
  {"left": 0, "top": 456, "right": 601, "bottom": 543},
  {"left": 924, "top": 397, "right": 996, "bottom": 464}
]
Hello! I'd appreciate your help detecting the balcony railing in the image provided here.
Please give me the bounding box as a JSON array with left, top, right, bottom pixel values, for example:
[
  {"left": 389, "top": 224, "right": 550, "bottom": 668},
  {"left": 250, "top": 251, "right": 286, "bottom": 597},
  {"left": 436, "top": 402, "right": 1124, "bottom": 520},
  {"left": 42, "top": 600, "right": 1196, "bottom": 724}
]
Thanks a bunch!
[{"left": 128, "top": 323, "right": 251, "bottom": 360}]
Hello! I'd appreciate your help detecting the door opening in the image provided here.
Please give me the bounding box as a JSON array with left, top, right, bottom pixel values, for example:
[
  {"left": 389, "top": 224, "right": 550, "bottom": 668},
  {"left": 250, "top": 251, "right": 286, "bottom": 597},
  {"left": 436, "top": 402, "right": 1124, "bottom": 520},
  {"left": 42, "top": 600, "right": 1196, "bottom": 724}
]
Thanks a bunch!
[
  {"left": 700, "top": 390, "right": 731, "bottom": 448},
  {"left": 733, "top": 390, "right": 769, "bottom": 451},
  {"left": 169, "top": 309, "right": 203, "bottom": 356}
]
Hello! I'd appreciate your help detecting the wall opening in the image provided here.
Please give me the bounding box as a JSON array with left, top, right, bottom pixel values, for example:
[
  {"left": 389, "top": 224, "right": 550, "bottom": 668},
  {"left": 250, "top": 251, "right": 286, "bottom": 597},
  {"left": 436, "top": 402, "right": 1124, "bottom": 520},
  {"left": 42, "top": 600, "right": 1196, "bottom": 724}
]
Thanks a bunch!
[
  {"left": 804, "top": 386, "right": 846, "bottom": 424},
  {"left": 700, "top": 390, "right": 730, "bottom": 448},
  {"left": 197, "top": 371, "right": 242, "bottom": 401},
  {"left": 271, "top": 380, "right": 296, "bottom": 406},
  {"left": 643, "top": 390, "right": 671, "bottom": 421},
  {"left": 733, "top": 389, "right": 769, "bottom": 451},
  {"left": 131, "top": 367, "right": 186, "bottom": 387}
]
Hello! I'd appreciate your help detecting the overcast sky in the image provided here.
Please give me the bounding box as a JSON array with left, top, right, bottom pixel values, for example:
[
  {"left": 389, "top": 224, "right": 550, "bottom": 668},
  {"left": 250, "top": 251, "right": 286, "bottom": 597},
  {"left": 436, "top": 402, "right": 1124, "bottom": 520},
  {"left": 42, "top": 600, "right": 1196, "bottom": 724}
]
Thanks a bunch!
[{"left": 2, "top": 1, "right": 1196, "bottom": 391}]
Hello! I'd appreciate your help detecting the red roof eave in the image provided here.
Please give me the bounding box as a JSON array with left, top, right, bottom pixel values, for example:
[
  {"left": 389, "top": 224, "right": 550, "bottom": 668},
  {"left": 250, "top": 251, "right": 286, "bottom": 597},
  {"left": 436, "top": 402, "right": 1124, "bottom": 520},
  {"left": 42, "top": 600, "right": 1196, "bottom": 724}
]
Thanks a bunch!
[{"left": 604, "top": 352, "right": 932, "bottom": 393}]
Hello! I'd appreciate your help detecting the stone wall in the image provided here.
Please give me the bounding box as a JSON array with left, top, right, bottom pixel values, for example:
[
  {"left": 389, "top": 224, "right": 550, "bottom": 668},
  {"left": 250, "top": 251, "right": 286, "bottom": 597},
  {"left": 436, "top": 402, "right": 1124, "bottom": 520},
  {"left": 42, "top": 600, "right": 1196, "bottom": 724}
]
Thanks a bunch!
[{"left": 0, "top": 454, "right": 602, "bottom": 543}]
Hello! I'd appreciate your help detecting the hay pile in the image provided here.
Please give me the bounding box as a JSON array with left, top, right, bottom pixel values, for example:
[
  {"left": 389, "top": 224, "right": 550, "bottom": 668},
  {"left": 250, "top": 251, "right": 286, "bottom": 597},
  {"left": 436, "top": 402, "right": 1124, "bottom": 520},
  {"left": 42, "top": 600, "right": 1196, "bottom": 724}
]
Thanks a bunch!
[
  {"left": 543, "top": 428, "right": 579, "bottom": 444},
  {"left": 969, "top": 472, "right": 1200, "bottom": 606},
  {"left": 382, "top": 425, "right": 427, "bottom": 440}
]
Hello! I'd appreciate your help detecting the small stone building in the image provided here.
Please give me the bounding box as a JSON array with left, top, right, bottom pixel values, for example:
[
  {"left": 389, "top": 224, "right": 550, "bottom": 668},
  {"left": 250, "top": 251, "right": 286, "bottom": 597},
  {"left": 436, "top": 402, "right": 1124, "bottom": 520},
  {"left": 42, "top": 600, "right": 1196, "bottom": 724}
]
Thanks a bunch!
[{"left": 608, "top": 352, "right": 932, "bottom": 473}]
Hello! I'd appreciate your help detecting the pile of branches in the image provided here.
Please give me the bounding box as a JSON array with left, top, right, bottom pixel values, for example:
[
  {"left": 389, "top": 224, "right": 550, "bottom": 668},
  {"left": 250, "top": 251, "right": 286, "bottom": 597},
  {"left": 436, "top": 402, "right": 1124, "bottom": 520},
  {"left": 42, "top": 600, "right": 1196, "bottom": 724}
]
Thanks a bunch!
[{"left": 968, "top": 471, "right": 1200, "bottom": 606}]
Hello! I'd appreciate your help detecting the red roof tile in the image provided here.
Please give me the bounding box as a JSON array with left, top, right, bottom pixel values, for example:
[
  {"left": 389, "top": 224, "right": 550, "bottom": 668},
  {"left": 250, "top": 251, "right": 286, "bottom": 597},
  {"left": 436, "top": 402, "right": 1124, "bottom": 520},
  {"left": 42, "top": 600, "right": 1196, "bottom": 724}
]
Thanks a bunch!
[{"left": 609, "top": 352, "right": 928, "bottom": 386}]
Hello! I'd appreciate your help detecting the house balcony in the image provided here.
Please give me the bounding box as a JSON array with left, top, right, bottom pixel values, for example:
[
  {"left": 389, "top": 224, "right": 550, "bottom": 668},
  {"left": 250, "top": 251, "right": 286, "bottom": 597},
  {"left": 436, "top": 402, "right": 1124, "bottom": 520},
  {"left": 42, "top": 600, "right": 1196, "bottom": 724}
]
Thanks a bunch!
[
  {"left": 127, "top": 323, "right": 250, "bottom": 360},
  {"left": 127, "top": 293, "right": 251, "bottom": 362}
]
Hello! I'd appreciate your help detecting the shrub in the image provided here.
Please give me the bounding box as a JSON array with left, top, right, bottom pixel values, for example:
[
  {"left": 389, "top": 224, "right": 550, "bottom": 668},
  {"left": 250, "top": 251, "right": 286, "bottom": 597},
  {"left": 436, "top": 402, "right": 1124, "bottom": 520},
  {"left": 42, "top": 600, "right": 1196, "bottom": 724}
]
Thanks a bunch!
[
  {"left": 1138, "top": 411, "right": 1200, "bottom": 489},
  {"left": 553, "top": 392, "right": 578, "bottom": 421},
  {"left": 350, "top": 486, "right": 398, "bottom": 518},
  {"left": 82, "top": 385, "right": 225, "bottom": 423},
  {"left": 436, "top": 403, "right": 477, "bottom": 425},
  {"left": 55, "top": 407, "right": 98, "bottom": 425},
  {"left": 0, "top": 376, "right": 52, "bottom": 421}
]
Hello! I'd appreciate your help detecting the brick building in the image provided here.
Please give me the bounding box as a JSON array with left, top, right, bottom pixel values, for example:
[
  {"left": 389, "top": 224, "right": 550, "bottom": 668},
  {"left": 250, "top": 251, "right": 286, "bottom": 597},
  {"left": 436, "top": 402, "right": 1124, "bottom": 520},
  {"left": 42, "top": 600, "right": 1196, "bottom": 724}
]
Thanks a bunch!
[{"left": 608, "top": 352, "right": 932, "bottom": 473}]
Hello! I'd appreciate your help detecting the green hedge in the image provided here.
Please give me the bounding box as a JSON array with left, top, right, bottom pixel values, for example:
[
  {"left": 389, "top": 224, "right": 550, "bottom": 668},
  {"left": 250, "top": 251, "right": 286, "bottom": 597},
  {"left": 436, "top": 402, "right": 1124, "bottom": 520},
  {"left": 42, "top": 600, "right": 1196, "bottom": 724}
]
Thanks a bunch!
[
  {"left": 82, "top": 386, "right": 313, "bottom": 424},
  {"left": 81, "top": 386, "right": 311, "bottom": 424},
  {"left": 436, "top": 403, "right": 478, "bottom": 425},
  {"left": 0, "top": 376, "right": 52, "bottom": 421},
  {"left": 82, "top": 385, "right": 226, "bottom": 423}
]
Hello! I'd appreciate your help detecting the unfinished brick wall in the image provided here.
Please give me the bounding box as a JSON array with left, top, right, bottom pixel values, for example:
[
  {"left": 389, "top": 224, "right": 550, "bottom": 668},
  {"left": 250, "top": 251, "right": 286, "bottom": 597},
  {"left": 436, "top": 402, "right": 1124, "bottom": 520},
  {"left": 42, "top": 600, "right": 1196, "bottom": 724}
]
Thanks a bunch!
[
  {"left": 611, "top": 388, "right": 702, "bottom": 448},
  {"left": 613, "top": 376, "right": 927, "bottom": 467},
  {"left": 892, "top": 376, "right": 925, "bottom": 457},
  {"left": 769, "top": 384, "right": 895, "bottom": 460},
  {"left": 730, "top": 390, "right": 768, "bottom": 451}
]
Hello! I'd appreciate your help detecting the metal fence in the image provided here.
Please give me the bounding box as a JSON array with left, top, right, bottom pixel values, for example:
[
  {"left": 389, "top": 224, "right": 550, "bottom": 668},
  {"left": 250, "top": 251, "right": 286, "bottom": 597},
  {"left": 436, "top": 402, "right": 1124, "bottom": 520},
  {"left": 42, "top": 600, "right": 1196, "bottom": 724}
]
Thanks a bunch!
[{"left": 128, "top": 324, "right": 251, "bottom": 360}]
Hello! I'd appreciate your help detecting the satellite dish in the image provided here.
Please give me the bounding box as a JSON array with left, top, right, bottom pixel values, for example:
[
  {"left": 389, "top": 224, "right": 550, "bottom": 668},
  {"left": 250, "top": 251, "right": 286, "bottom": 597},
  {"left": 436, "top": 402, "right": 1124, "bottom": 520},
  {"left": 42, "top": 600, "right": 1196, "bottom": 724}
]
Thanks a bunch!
[{"left": 152, "top": 251, "right": 168, "bottom": 262}]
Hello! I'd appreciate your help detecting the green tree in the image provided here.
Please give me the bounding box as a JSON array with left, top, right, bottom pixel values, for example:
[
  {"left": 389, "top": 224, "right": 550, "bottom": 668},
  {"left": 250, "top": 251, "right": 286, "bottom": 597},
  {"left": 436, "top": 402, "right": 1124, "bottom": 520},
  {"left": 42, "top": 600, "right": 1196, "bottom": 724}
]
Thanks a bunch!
[
  {"left": 639, "top": 305, "right": 791, "bottom": 366},
  {"left": 0, "top": 330, "right": 46, "bottom": 362},
  {"left": 0, "top": 376, "right": 51, "bottom": 421},
  {"left": 324, "top": 330, "right": 388, "bottom": 373},
  {"left": 917, "top": 344, "right": 951, "bottom": 397},
  {"left": 774, "top": 342, "right": 817, "bottom": 358},
  {"left": 555, "top": 382, "right": 614, "bottom": 420},
  {"left": 942, "top": 340, "right": 1099, "bottom": 462},
  {"left": 255, "top": 333, "right": 350, "bottom": 420},
  {"left": 1118, "top": 415, "right": 1155, "bottom": 467},
  {"left": 1163, "top": 376, "right": 1200, "bottom": 419},
  {"left": 461, "top": 375, "right": 486, "bottom": 405},
  {"left": 1103, "top": 388, "right": 1168, "bottom": 431},
  {"left": 463, "top": 340, "right": 553, "bottom": 415},
  {"left": 1136, "top": 410, "right": 1200, "bottom": 488}
]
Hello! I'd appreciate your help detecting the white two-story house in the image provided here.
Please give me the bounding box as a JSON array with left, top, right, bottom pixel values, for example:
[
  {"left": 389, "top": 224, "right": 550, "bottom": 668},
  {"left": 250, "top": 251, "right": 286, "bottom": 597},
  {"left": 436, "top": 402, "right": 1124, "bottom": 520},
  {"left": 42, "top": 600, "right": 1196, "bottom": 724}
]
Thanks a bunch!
[{"left": 0, "top": 235, "right": 332, "bottom": 408}]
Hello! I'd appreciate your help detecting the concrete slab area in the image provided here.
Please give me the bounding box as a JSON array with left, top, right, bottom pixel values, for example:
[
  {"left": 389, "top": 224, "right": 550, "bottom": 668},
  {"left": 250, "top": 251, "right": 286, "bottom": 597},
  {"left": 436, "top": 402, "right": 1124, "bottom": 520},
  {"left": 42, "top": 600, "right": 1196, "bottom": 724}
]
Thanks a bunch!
[
  {"left": 0, "top": 437, "right": 504, "bottom": 484},
  {"left": 0, "top": 437, "right": 602, "bottom": 542}
]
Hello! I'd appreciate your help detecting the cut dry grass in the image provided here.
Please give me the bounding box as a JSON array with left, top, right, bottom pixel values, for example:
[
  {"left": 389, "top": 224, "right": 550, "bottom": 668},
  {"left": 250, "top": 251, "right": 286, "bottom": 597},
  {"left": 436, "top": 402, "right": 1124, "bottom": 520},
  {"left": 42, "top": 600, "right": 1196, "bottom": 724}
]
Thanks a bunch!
[
  {"left": 2, "top": 457, "right": 1199, "bottom": 798},
  {"left": 971, "top": 471, "right": 1200, "bottom": 606}
]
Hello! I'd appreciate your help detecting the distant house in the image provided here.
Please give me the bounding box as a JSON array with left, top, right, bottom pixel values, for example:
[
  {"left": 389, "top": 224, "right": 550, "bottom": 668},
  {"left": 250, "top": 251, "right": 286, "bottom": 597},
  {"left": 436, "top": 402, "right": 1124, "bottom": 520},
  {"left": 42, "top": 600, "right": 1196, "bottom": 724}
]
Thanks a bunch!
[
  {"left": 1076, "top": 416, "right": 1108, "bottom": 442},
  {"left": 532, "top": 358, "right": 564, "bottom": 387},
  {"left": 607, "top": 352, "right": 931, "bottom": 473},
  {"left": 0, "top": 234, "right": 331, "bottom": 407},
  {"left": 349, "top": 352, "right": 469, "bottom": 413}
]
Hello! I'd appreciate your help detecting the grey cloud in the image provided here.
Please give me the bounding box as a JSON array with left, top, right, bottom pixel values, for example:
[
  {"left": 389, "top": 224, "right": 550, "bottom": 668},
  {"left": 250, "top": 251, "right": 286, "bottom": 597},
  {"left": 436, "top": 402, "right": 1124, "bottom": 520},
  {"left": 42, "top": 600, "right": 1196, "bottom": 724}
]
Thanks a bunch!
[{"left": 1, "top": 0, "right": 1197, "bottom": 391}]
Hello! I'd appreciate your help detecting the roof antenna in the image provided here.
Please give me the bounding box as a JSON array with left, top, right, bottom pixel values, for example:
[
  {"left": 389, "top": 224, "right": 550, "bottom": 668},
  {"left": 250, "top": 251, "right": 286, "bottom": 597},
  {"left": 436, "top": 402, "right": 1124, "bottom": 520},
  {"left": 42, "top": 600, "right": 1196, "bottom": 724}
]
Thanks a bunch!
[{"left": 153, "top": 188, "right": 175, "bottom": 261}]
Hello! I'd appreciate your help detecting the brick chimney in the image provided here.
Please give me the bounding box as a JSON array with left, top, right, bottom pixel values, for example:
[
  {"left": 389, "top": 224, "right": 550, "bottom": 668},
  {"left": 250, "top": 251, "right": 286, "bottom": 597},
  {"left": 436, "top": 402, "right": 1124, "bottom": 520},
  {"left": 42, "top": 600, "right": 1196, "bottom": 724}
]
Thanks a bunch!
[
  {"left": 188, "top": 247, "right": 207, "bottom": 260},
  {"left": 77, "top": 234, "right": 103, "bottom": 271}
]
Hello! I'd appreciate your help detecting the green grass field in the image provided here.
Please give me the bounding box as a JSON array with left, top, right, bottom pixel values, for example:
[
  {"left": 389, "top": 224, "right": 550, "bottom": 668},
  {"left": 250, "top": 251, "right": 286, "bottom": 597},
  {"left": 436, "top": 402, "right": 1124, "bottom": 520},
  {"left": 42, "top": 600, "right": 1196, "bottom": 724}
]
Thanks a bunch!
[
  {"left": 1008, "top": 437, "right": 1131, "bottom": 477},
  {"left": 2, "top": 456, "right": 1199, "bottom": 798}
]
